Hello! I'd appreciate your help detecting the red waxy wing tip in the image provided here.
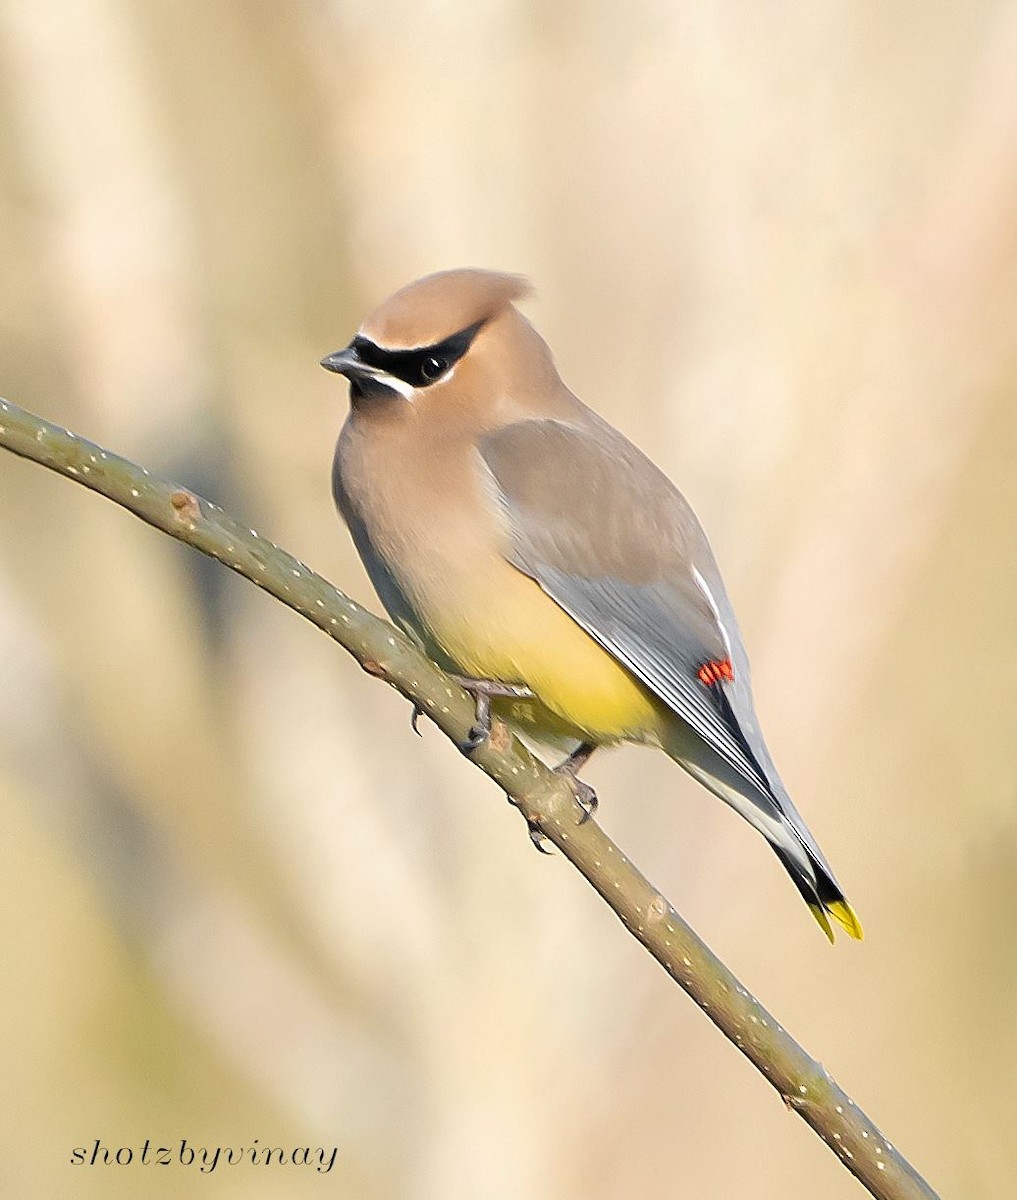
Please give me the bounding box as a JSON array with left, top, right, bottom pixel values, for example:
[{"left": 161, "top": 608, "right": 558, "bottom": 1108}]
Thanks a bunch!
[{"left": 697, "top": 658, "right": 734, "bottom": 687}]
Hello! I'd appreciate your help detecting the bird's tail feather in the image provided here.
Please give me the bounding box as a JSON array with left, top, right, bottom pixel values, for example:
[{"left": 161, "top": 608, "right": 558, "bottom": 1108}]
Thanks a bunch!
[
  {"left": 659, "top": 728, "right": 862, "bottom": 941},
  {"left": 772, "top": 844, "right": 863, "bottom": 943}
]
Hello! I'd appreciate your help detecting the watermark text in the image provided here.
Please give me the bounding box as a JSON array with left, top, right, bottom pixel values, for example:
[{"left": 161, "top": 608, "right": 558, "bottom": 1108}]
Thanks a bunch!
[{"left": 70, "top": 1139, "right": 338, "bottom": 1174}]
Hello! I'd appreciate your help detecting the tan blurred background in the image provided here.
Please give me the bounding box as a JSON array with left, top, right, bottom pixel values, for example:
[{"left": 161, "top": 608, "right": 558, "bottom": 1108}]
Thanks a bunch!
[{"left": 1, "top": 2, "right": 1015, "bottom": 1197}]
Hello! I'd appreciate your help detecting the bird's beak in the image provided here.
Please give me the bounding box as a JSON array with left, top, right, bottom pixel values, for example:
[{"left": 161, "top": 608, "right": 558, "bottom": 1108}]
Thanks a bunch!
[
  {"left": 320, "top": 344, "right": 371, "bottom": 379},
  {"left": 321, "top": 341, "right": 406, "bottom": 403}
]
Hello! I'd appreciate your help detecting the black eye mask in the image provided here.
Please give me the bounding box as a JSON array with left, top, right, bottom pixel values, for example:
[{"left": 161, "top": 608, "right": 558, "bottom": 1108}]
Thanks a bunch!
[{"left": 352, "top": 319, "right": 485, "bottom": 389}]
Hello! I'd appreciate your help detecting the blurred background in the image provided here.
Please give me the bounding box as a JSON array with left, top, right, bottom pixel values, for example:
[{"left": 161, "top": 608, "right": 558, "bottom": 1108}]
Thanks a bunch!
[{"left": 1, "top": 2, "right": 1015, "bottom": 1197}]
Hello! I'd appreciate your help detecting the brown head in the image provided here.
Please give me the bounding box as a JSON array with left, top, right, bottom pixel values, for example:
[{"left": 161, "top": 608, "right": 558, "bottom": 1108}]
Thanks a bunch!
[{"left": 320, "top": 269, "right": 570, "bottom": 421}]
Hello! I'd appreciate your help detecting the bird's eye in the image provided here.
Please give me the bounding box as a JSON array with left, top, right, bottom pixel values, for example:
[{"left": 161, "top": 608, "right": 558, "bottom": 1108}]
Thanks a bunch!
[{"left": 420, "top": 355, "right": 447, "bottom": 382}]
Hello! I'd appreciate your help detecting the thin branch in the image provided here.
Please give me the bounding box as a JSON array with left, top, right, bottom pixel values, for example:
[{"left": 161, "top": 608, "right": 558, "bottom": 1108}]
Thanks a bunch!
[{"left": 0, "top": 396, "right": 938, "bottom": 1200}]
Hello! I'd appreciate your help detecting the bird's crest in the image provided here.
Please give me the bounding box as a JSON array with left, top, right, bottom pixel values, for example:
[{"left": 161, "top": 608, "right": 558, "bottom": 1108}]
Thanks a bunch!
[{"left": 360, "top": 269, "right": 531, "bottom": 350}]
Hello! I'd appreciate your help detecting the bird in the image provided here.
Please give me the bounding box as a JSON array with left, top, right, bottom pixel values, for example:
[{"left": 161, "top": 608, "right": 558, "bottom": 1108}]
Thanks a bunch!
[{"left": 321, "top": 269, "right": 862, "bottom": 942}]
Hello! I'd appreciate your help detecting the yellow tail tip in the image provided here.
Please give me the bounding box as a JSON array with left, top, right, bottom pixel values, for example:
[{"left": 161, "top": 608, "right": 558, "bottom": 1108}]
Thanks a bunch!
[
  {"left": 828, "top": 899, "right": 864, "bottom": 941},
  {"left": 808, "top": 899, "right": 863, "bottom": 943},
  {"left": 808, "top": 903, "right": 835, "bottom": 944}
]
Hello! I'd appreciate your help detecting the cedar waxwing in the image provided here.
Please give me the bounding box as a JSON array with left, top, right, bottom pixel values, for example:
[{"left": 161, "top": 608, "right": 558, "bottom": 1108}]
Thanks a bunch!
[{"left": 321, "top": 269, "right": 862, "bottom": 942}]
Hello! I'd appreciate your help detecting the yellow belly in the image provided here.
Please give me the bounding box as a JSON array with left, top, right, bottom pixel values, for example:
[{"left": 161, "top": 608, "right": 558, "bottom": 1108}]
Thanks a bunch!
[{"left": 418, "top": 565, "right": 665, "bottom": 747}]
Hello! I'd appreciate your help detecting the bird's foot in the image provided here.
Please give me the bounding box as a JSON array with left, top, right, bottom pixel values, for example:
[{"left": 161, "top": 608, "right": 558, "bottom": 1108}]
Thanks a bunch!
[
  {"left": 450, "top": 675, "right": 532, "bottom": 753},
  {"left": 554, "top": 741, "right": 598, "bottom": 823}
]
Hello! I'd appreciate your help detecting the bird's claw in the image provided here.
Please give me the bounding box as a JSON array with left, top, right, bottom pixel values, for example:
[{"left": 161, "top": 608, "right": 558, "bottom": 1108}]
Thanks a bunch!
[
  {"left": 410, "top": 705, "right": 424, "bottom": 736},
  {"left": 572, "top": 778, "right": 599, "bottom": 823},
  {"left": 460, "top": 722, "right": 488, "bottom": 753},
  {"left": 527, "top": 820, "right": 553, "bottom": 854}
]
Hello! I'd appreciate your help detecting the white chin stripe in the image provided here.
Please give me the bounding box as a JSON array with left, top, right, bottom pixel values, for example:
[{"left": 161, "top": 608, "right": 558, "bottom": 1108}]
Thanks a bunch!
[{"left": 374, "top": 374, "right": 416, "bottom": 400}]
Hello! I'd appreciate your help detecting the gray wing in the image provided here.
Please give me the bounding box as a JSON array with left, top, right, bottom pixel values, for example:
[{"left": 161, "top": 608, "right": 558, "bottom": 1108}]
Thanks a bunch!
[{"left": 479, "top": 416, "right": 781, "bottom": 805}]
